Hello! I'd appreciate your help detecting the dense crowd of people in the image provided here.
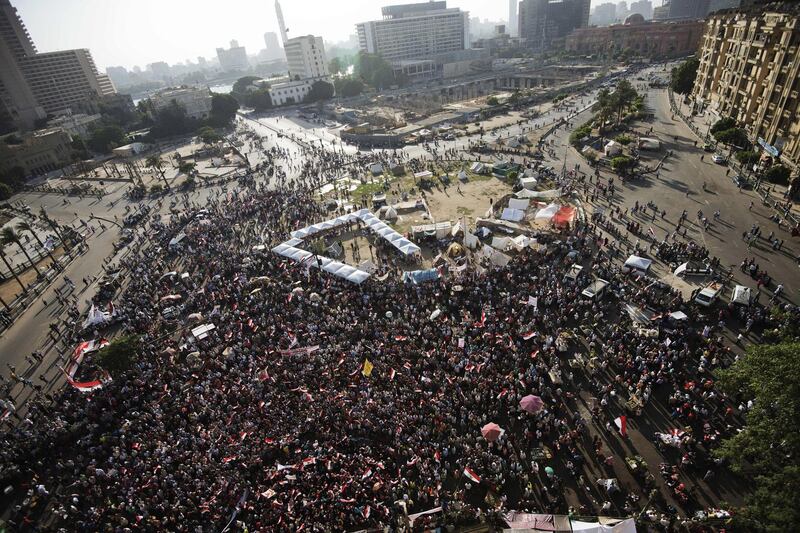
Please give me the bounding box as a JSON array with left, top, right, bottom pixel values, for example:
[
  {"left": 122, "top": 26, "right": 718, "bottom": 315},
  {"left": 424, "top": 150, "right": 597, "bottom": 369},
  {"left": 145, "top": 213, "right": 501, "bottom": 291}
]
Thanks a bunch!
[{"left": 0, "top": 161, "right": 786, "bottom": 532}]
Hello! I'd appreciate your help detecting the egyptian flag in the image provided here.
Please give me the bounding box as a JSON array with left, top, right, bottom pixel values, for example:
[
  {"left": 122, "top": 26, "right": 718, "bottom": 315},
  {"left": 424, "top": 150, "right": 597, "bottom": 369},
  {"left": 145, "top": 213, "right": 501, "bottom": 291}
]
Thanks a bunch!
[
  {"left": 648, "top": 226, "right": 657, "bottom": 239},
  {"left": 522, "top": 331, "right": 536, "bottom": 340},
  {"left": 388, "top": 368, "right": 396, "bottom": 381},
  {"left": 614, "top": 415, "right": 627, "bottom": 438},
  {"left": 463, "top": 466, "right": 481, "bottom": 484}
]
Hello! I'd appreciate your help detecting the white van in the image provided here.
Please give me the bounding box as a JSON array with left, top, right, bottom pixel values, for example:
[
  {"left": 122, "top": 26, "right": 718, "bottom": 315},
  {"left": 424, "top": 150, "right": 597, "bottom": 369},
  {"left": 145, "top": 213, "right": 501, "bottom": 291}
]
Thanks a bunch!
[{"left": 694, "top": 283, "right": 722, "bottom": 307}]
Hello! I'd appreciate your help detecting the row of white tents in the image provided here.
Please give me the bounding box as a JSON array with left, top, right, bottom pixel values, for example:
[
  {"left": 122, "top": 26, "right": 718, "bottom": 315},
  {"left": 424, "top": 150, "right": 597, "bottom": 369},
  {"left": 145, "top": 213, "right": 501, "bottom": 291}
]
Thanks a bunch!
[{"left": 277, "top": 209, "right": 422, "bottom": 284}]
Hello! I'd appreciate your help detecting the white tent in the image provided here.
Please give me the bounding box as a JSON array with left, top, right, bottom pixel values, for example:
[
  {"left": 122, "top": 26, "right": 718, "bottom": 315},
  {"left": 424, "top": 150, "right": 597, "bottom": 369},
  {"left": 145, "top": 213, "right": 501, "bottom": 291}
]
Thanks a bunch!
[
  {"left": 624, "top": 255, "right": 653, "bottom": 272},
  {"left": 519, "top": 177, "right": 538, "bottom": 190},
  {"left": 191, "top": 323, "right": 216, "bottom": 340},
  {"left": 534, "top": 203, "right": 561, "bottom": 220},
  {"left": 458, "top": 170, "right": 469, "bottom": 182},
  {"left": 508, "top": 198, "right": 530, "bottom": 211},
  {"left": 501, "top": 208, "right": 525, "bottom": 222},
  {"left": 515, "top": 188, "right": 562, "bottom": 200},
  {"left": 369, "top": 163, "right": 383, "bottom": 175},
  {"left": 470, "top": 162, "right": 485, "bottom": 173},
  {"left": 732, "top": 284, "right": 752, "bottom": 305},
  {"left": 604, "top": 140, "right": 622, "bottom": 156},
  {"left": 414, "top": 170, "right": 433, "bottom": 179}
]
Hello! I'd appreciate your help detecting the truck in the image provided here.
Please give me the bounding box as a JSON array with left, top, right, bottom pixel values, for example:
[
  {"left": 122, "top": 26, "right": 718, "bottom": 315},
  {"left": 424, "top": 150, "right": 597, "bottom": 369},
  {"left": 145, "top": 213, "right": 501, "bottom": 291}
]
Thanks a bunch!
[
  {"left": 581, "top": 278, "right": 609, "bottom": 299},
  {"left": 694, "top": 282, "right": 722, "bottom": 307}
]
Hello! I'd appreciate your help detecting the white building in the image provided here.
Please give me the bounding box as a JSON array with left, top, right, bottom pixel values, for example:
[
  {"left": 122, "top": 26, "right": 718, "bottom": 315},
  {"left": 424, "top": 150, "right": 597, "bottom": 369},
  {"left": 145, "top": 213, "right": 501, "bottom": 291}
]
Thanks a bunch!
[
  {"left": 46, "top": 112, "right": 102, "bottom": 137},
  {"left": 268, "top": 79, "right": 317, "bottom": 106},
  {"left": 149, "top": 87, "right": 212, "bottom": 120},
  {"left": 216, "top": 40, "right": 249, "bottom": 72},
  {"left": 356, "top": 1, "right": 470, "bottom": 63},
  {"left": 284, "top": 35, "right": 329, "bottom": 81}
]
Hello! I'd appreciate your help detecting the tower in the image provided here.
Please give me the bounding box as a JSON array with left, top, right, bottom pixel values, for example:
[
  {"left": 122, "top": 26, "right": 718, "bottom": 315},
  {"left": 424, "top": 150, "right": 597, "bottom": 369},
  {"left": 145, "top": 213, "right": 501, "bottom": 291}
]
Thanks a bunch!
[
  {"left": 275, "top": 0, "right": 288, "bottom": 45},
  {"left": 508, "top": 0, "right": 517, "bottom": 37}
]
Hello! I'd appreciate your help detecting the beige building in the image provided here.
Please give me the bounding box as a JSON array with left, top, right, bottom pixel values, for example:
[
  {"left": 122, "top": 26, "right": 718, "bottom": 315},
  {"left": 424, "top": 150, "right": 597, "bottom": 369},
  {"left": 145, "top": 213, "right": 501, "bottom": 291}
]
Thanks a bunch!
[
  {"left": 0, "top": 128, "right": 72, "bottom": 176},
  {"left": 284, "top": 35, "right": 329, "bottom": 81},
  {"left": 149, "top": 87, "right": 212, "bottom": 120},
  {"left": 693, "top": 6, "right": 800, "bottom": 166}
]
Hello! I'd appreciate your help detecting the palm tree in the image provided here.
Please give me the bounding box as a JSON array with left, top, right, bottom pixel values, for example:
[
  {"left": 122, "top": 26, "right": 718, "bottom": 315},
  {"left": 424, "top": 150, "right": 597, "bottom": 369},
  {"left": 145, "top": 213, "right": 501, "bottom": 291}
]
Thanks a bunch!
[
  {"left": 1, "top": 227, "right": 40, "bottom": 276},
  {"left": 146, "top": 155, "right": 170, "bottom": 190},
  {"left": 38, "top": 207, "right": 72, "bottom": 252},
  {"left": 16, "top": 221, "right": 57, "bottom": 268},
  {"left": 0, "top": 246, "right": 26, "bottom": 294}
]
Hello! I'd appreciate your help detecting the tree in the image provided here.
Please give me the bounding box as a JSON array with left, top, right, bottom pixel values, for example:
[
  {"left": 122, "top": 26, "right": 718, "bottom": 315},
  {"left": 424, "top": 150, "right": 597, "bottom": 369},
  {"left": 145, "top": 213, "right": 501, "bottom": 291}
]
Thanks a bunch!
[
  {"left": 715, "top": 342, "right": 800, "bottom": 532},
  {"left": 16, "top": 220, "right": 56, "bottom": 268},
  {"left": 356, "top": 52, "right": 397, "bottom": 89},
  {"left": 149, "top": 100, "right": 196, "bottom": 138},
  {"left": 197, "top": 126, "right": 221, "bottom": 145},
  {"left": 232, "top": 76, "right": 262, "bottom": 96},
  {"left": 710, "top": 117, "right": 737, "bottom": 135},
  {"left": 333, "top": 77, "right": 364, "bottom": 98},
  {"left": 763, "top": 164, "right": 791, "bottom": 185},
  {"left": 208, "top": 93, "right": 239, "bottom": 127},
  {"left": 735, "top": 150, "right": 759, "bottom": 166},
  {"left": 145, "top": 155, "right": 170, "bottom": 190},
  {"left": 713, "top": 127, "right": 749, "bottom": 148},
  {"left": 303, "top": 80, "right": 335, "bottom": 103},
  {"left": 0, "top": 183, "right": 12, "bottom": 201},
  {"left": 486, "top": 96, "right": 499, "bottom": 106},
  {"left": 329, "top": 57, "right": 343, "bottom": 75},
  {"left": 0, "top": 247, "right": 26, "bottom": 294},
  {"left": 0, "top": 165, "right": 26, "bottom": 190},
  {"left": 0, "top": 227, "right": 40, "bottom": 276},
  {"left": 87, "top": 124, "right": 126, "bottom": 154},
  {"left": 610, "top": 155, "right": 635, "bottom": 173},
  {"left": 97, "top": 335, "right": 141, "bottom": 377},
  {"left": 178, "top": 162, "right": 196, "bottom": 175},
  {"left": 248, "top": 89, "right": 272, "bottom": 111},
  {"left": 670, "top": 57, "right": 699, "bottom": 95}
]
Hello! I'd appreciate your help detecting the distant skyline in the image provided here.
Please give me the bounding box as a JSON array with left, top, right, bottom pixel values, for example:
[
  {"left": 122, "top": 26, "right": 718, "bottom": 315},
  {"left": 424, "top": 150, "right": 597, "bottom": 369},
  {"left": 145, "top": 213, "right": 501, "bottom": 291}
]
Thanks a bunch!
[{"left": 15, "top": 0, "right": 666, "bottom": 71}]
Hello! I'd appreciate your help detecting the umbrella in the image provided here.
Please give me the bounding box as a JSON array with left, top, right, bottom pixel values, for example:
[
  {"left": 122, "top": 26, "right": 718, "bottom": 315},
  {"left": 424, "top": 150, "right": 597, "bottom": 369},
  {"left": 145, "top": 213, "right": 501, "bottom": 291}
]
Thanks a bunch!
[
  {"left": 519, "top": 395, "right": 544, "bottom": 414},
  {"left": 481, "top": 422, "right": 503, "bottom": 442}
]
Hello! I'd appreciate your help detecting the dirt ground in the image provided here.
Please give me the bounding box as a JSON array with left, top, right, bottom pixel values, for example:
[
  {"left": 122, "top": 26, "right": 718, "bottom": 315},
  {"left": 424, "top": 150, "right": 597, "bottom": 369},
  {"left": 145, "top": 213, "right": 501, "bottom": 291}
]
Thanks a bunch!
[{"left": 0, "top": 246, "right": 65, "bottom": 304}]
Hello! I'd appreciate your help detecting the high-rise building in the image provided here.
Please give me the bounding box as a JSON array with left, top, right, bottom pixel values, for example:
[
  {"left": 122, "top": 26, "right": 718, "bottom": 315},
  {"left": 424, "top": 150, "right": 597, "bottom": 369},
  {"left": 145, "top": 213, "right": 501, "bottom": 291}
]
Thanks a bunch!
[
  {"left": 592, "top": 3, "right": 617, "bottom": 26},
  {"left": 508, "top": 0, "right": 518, "bottom": 37},
  {"left": 105, "top": 66, "right": 129, "bottom": 88},
  {"left": 693, "top": 6, "right": 800, "bottom": 167},
  {"left": 653, "top": 0, "right": 710, "bottom": 20},
  {"left": 708, "top": 0, "right": 742, "bottom": 13},
  {"left": 617, "top": 2, "right": 629, "bottom": 21},
  {"left": 275, "top": 0, "right": 289, "bottom": 45},
  {"left": 148, "top": 61, "right": 171, "bottom": 80},
  {"left": 216, "top": 40, "right": 249, "bottom": 72},
  {"left": 263, "top": 31, "right": 283, "bottom": 60},
  {"left": 284, "top": 35, "right": 329, "bottom": 80},
  {"left": 0, "top": 0, "right": 45, "bottom": 130},
  {"left": 518, "top": 0, "right": 590, "bottom": 50},
  {"left": 356, "top": 2, "right": 470, "bottom": 63},
  {"left": 629, "top": 1, "right": 653, "bottom": 20},
  {"left": 22, "top": 49, "right": 113, "bottom": 116}
]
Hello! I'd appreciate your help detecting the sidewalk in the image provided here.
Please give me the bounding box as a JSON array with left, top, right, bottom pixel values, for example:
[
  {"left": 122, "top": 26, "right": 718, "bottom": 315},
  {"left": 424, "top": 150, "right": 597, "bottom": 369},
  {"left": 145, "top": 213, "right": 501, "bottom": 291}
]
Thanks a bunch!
[{"left": 667, "top": 90, "right": 800, "bottom": 224}]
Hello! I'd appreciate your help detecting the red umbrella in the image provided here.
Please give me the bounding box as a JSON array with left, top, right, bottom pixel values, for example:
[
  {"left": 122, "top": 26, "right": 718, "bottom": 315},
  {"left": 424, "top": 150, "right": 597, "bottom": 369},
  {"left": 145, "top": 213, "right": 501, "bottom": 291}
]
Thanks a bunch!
[
  {"left": 481, "top": 422, "right": 503, "bottom": 442},
  {"left": 520, "top": 394, "right": 544, "bottom": 414}
]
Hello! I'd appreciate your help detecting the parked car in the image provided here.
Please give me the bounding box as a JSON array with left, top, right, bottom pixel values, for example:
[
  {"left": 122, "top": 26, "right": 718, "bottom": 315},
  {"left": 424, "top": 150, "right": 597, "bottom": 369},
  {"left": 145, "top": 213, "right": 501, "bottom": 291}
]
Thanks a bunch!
[
  {"left": 703, "top": 143, "right": 715, "bottom": 152},
  {"left": 712, "top": 153, "right": 727, "bottom": 164},
  {"left": 731, "top": 174, "right": 751, "bottom": 189}
]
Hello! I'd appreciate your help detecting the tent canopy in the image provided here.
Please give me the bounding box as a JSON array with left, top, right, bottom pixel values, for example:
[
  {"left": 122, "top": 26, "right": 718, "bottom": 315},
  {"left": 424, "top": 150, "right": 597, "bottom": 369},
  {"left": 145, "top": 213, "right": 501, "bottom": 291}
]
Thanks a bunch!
[{"left": 624, "top": 255, "right": 652, "bottom": 272}]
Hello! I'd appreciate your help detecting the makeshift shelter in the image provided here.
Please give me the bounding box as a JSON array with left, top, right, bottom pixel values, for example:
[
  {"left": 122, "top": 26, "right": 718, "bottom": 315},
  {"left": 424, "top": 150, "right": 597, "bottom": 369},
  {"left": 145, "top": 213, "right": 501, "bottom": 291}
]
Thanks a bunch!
[
  {"left": 469, "top": 162, "right": 486, "bottom": 174},
  {"left": 445, "top": 242, "right": 465, "bottom": 258},
  {"left": 552, "top": 206, "right": 576, "bottom": 226},
  {"left": 624, "top": 255, "right": 652, "bottom": 273},
  {"left": 731, "top": 284, "right": 753, "bottom": 306},
  {"left": 508, "top": 198, "right": 529, "bottom": 211},
  {"left": 378, "top": 205, "right": 398, "bottom": 221},
  {"left": 369, "top": 163, "right": 383, "bottom": 175},
  {"left": 191, "top": 323, "right": 216, "bottom": 340},
  {"left": 604, "top": 140, "right": 622, "bottom": 156},
  {"left": 411, "top": 222, "right": 451, "bottom": 240},
  {"left": 457, "top": 170, "right": 469, "bottom": 182},
  {"left": 519, "top": 177, "right": 538, "bottom": 190},
  {"left": 515, "top": 188, "right": 562, "bottom": 200},
  {"left": 534, "top": 203, "right": 561, "bottom": 220},
  {"left": 414, "top": 170, "right": 433, "bottom": 179},
  {"left": 501, "top": 208, "right": 525, "bottom": 222},
  {"left": 402, "top": 269, "right": 440, "bottom": 284}
]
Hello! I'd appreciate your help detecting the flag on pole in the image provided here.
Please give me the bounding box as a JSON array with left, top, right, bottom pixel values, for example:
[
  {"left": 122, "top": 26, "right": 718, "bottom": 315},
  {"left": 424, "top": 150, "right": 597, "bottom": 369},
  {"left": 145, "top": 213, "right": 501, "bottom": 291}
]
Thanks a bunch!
[
  {"left": 388, "top": 368, "right": 396, "bottom": 381},
  {"left": 614, "top": 415, "right": 627, "bottom": 438},
  {"left": 463, "top": 466, "right": 481, "bottom": 484},
  {"left": 521, "top": 331, "right": 536, "bottom": 340},
  {"left": 362, "top": 358, "right": 374, "bottom": 377}
]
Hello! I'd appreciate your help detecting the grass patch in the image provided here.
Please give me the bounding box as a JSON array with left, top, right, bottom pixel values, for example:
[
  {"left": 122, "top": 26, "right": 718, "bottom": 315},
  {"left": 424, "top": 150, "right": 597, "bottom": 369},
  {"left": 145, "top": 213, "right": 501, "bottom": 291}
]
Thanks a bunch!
[
  {"left": 351, "top": 181, "right": 386, "bottom": 202},
  {"left": 457, "top": 206, "right": 474, "bottom": 216}
]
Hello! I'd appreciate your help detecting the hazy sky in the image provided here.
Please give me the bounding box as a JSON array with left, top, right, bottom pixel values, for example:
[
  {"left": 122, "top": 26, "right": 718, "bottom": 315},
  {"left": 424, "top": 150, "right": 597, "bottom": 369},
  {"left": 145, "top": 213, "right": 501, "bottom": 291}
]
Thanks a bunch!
[{"left": 14, "top": 0, "right": 664, "bottom": 71}]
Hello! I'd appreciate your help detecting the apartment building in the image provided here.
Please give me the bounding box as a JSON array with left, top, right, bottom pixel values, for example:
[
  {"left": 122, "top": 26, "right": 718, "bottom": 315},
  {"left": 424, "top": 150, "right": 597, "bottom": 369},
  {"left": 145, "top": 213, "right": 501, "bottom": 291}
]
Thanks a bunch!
[
  {"left": 284, "top": 35, "right": 329, "bottom": 80},
  {"left": 149, "top": 86, "right": 212, "bottom": 120},
  {"left": 356, "top": 1, "right": 469, "bottom": 63},
  {"left": 693, "top": 6, "right": 800, "bottom": 166},
  {"left": 216, "top": 40, "right": 249, "bottom": 72},
  {"left": 0, "top": 0, "right": 44, "bottom": 129},
  {"left": 0, "top": 128, "right": 72, "bottom": 176}
]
